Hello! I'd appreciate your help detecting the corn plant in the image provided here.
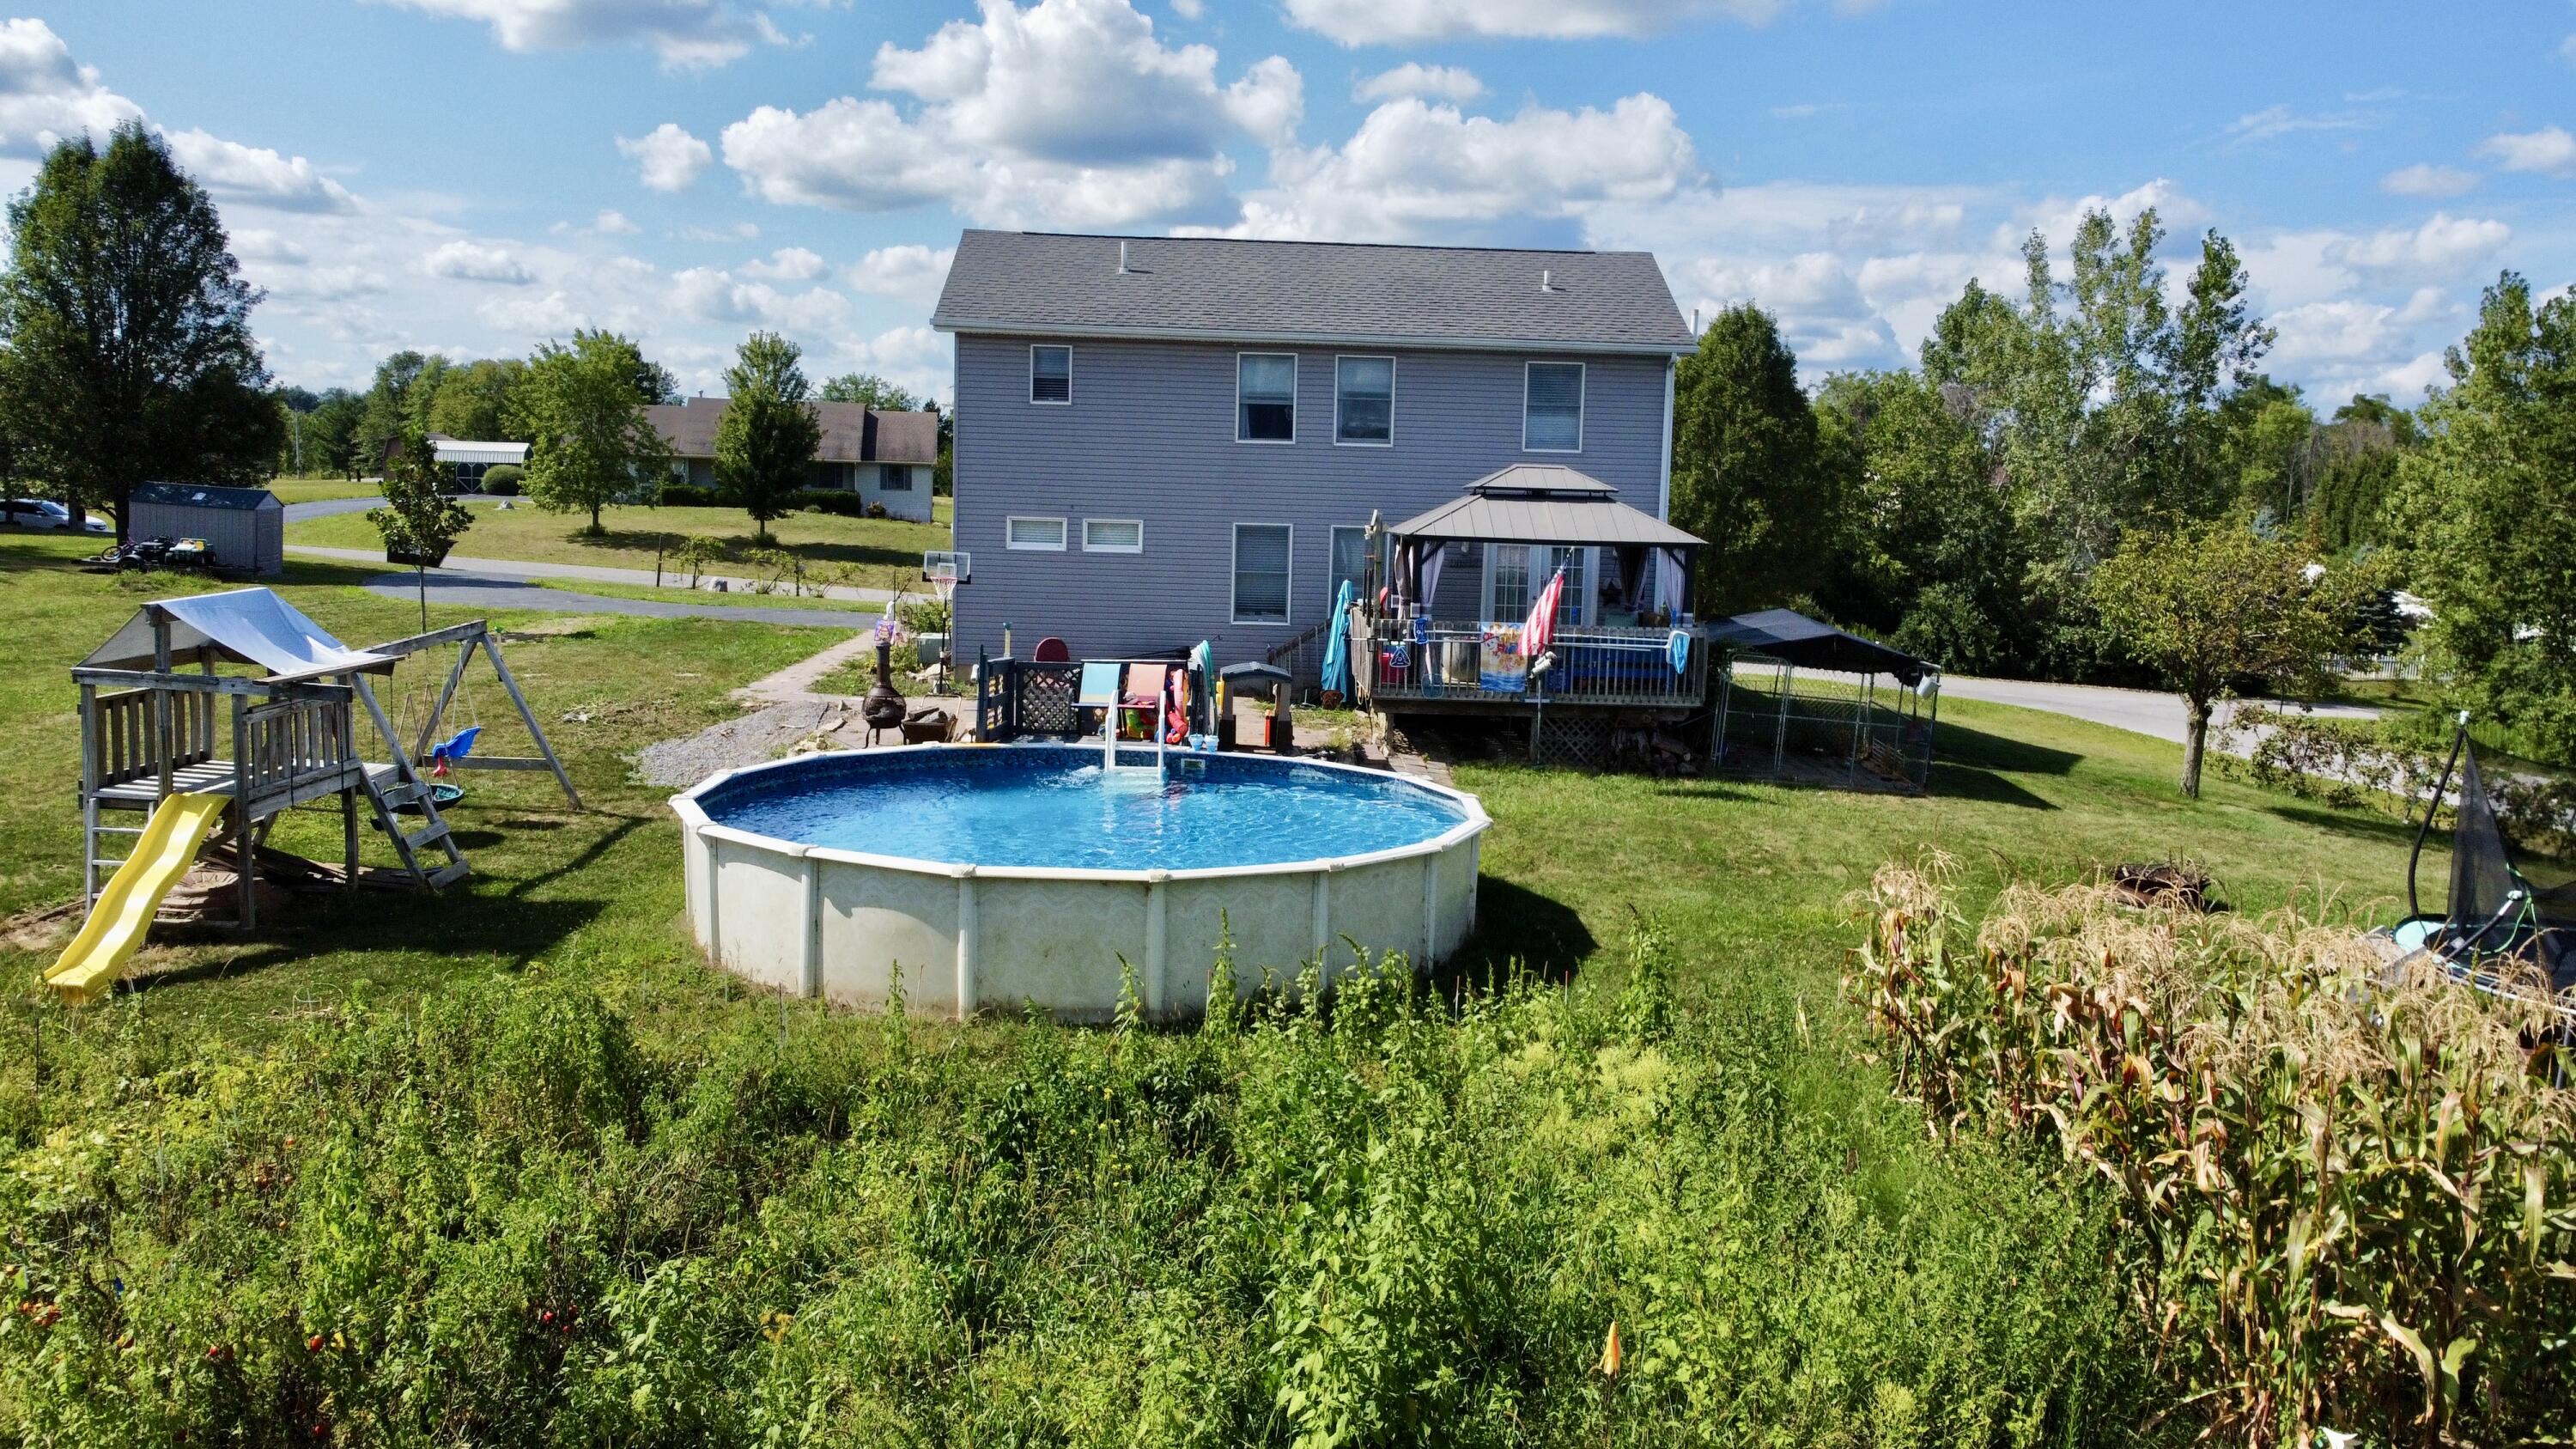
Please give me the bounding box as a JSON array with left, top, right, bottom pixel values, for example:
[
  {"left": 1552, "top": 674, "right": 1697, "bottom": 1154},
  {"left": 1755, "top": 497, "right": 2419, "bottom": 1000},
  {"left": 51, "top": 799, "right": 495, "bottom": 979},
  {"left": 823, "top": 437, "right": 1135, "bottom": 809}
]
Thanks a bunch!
[{"left": 1849, "top": 860, "right": 2576, "bottom": 1446}]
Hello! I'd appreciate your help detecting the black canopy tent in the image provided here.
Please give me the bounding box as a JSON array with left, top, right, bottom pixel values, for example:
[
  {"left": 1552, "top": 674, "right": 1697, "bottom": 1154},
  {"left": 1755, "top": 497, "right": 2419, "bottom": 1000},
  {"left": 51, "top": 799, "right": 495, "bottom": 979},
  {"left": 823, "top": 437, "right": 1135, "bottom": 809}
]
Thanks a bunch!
[
  {"left": 1705, "top": 608, "right": 1941, "bottom": 791},
  {"left": 1704, "top": 609, "right": 1936, "bottom": 687}
]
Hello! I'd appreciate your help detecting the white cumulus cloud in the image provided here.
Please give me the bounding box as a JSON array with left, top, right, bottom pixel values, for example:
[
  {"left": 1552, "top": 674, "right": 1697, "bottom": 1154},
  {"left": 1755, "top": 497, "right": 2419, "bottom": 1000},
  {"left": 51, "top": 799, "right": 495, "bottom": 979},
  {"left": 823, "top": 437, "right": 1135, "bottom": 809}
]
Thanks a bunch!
[
  {"left": 423, "top": 240, "right": 536, "bottom": 284},
  {"left": 0, "top": 17, "right": 141, "bottom": 157},
  {"left": 720, "top": 0, "right": 1294, "bottom": 228},
  {"left": 1224, "top": 94, "right": 1702, "bottom": 244},
  {"left": 2381, "top": 163, "right": 2476, "bottom": 198},
  {"left": 2478, "top": 125, "right": 2576, "bottom": 179},
  {"left": 845, "top": 243, "right": 956, "bottom": 299},
  {"left": 668, "top": 265, "right": 848, "bottom": 331},
  {"left": 2335, "top": 213, "right": 2510, "bottom": 277},
  {"left": 1283, "top": 0, "right": 1777, "bottom": 45},
  {"left": 375, "top": 0, "right": 776, "bottom": 70},
  {"left": 742, "top": 245, "right": 826, "bottom": 281},
  {"left": 1353, "top": 63, "right": 1483, "bottom": 105},
  {"left": 618, "top": 123, "right": 713, "bottom": 191},
  {"left": 165, "top": 129, "right": 357, "bottom": 213}
]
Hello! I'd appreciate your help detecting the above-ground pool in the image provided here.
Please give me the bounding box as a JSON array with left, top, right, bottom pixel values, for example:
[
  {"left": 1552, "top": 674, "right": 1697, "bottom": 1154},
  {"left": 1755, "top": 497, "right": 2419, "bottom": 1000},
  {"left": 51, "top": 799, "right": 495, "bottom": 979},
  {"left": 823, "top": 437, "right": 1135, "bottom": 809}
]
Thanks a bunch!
[{"left": 671, "top": 744, "right": 1489, "bottom": 1021}]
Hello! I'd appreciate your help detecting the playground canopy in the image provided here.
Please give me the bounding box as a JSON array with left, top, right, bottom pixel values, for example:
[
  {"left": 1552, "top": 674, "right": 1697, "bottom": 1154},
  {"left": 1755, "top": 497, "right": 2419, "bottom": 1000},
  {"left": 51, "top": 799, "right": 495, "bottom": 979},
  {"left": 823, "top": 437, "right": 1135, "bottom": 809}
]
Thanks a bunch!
[
  {"left": 82, "top": 589, "right": 394, "bottom": 681},
  {"left": 1704, "top": 609, "right": 1935, "bottom": 688}
]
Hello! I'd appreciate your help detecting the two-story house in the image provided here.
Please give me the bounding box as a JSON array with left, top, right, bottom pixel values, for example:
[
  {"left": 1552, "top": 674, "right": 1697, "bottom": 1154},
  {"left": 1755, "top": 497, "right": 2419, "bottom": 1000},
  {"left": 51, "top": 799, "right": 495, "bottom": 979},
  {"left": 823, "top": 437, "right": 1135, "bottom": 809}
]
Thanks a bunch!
[{"left": 930, "top": 231, "right": 1698, "bottom": 669}]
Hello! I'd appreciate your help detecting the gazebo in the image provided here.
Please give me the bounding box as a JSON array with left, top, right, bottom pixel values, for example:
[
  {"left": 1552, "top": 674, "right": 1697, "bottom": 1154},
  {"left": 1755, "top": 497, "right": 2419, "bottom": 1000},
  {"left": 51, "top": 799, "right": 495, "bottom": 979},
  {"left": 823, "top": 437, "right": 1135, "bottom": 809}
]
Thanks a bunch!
[{"left": 1350, "top": 465, "right": 1711, "bottom": 761}]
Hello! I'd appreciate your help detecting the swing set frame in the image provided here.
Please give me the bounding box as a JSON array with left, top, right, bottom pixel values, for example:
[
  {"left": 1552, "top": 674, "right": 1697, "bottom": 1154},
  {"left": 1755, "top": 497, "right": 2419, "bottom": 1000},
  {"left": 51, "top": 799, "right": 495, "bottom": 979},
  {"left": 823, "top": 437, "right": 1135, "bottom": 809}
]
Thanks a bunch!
[{"left": 365, "top": 619, "right": 582, "bottom": 808}]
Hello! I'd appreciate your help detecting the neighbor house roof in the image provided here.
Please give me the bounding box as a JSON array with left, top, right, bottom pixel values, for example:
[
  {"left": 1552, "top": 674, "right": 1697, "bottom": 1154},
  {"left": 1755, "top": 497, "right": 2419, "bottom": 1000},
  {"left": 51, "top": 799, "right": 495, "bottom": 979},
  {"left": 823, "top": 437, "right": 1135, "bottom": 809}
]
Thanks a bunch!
[
  {"left": 646, "top": 400, "right": 940, "bottom": 465},
  {"left": 1388, "top": 465, "right": 1703, "bottom": 549},
  {"left": 431, "top": 439, "right": 529, "bottom": 466},
  {"left": 130, "top": 483, "right": 279, "bottom": 512},
  {"left": 932, "top": 231, "right": 1696, "bottom": 356}
]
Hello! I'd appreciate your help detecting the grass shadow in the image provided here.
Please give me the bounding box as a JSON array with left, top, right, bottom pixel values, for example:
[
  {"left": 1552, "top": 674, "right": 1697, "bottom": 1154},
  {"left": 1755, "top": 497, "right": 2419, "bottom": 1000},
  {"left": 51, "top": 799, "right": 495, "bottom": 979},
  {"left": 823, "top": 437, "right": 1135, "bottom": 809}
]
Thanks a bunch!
[
  {"left": 1929, "top": 763, "right": 2060, "bottom": 810},
  {"left": 1935, "top": 717, "right": 2085, "bottom": 776},
  {"left": 120, "top": 893, "right": 611, "bottom": 996},
  {"left": 1439, "top": 874, "right": 1595, "bottom": 995},
  {"left": 2265, "top": 802, "right": 2433, "bottom": 849}
]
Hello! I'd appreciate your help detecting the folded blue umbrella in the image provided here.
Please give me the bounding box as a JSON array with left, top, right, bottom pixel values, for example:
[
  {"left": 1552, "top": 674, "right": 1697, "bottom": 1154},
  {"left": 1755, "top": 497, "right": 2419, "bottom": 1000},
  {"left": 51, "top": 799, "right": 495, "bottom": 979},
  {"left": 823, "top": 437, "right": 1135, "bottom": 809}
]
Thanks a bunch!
[{"left": 1318, "top": 579, "right": 1357, "bottom": 696}]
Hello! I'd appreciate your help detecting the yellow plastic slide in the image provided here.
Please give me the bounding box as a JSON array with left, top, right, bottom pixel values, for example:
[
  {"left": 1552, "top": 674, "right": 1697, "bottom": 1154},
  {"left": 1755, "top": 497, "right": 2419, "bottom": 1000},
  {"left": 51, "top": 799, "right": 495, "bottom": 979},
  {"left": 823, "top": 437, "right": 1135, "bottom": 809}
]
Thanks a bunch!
[{"left": 45, "top": 793, "right": 229, "bottom": 1004}]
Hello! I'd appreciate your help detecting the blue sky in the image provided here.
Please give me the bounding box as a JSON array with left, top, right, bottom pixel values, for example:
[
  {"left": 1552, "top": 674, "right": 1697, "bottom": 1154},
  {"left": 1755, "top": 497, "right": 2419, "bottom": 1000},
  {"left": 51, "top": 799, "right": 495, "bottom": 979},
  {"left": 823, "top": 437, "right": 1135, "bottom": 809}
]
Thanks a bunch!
[{"left": 10, "top": 1, "right": 2573, "bottom": 405}]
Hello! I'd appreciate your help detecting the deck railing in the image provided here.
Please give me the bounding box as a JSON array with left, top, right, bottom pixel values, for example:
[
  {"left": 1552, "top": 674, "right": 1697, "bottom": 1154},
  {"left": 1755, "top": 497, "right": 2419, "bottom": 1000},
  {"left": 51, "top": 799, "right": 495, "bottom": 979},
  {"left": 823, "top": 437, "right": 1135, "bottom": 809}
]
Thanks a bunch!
[
  {"left": 89, "top": 686, "right": 218, "bottom": 787},
  {"left": 1352, "top": 613, "right": 1711, "bottom": 709},
  {"left": 240, "top": 695, "right": 356, "bottom": 802}
]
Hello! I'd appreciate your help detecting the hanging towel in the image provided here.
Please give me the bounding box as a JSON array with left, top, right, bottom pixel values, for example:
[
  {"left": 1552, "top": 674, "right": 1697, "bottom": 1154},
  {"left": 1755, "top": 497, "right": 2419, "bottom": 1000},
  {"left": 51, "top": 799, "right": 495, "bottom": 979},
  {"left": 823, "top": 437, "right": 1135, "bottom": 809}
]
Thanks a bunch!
[
  {"left": 1666, "top": 630, "right": 1690, "bottom": 676},
  {"left": 1318, "top": 579, "right": 1357, "bottom": 697}
]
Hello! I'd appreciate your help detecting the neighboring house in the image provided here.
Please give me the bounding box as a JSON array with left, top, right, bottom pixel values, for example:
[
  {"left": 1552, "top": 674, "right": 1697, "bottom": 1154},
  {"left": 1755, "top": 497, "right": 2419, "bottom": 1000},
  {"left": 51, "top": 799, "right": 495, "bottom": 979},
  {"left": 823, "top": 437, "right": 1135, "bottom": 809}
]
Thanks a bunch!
[
  {"left": 428, "top": 436, "right": 529, "bottom": 491},
  {"left": 930, "top": 229, "right": 1698, "bottom": 669},
  {"left": 644, "top": 398, "right": 941, "bottom": 522}
]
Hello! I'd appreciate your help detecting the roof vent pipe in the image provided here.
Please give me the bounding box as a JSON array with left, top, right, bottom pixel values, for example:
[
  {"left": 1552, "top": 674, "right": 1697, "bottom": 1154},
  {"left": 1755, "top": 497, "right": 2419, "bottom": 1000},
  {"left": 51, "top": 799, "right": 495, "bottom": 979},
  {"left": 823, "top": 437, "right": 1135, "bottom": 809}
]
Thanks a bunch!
[
  {"left": 1540, "top": 268, "right": 1552, "bottom": 292},
  {"left": 1691, "top": 307, "right": 1699, "bottom": 333},
  {"left": 1118, "top": 240, "right": 1129, "bottom": 274}
]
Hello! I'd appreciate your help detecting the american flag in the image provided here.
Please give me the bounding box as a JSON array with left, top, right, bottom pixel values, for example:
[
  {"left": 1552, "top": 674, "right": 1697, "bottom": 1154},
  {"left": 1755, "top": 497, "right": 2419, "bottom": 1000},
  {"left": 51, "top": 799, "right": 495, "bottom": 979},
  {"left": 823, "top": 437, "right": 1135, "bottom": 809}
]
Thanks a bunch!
[{"left": 1522, "top": 563, "right": 1567, "bottom": 665}]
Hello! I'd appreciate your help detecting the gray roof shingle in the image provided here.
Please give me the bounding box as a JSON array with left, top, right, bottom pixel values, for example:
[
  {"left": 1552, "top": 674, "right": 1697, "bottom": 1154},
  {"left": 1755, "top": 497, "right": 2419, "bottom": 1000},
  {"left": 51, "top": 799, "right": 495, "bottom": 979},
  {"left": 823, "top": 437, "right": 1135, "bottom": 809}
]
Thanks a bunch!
[
  {"left": 932, "top": 230, "right": 1694, "bottom": 355},
  {"left": 646, "top": 400, "right": 939, "bottom": 465}
]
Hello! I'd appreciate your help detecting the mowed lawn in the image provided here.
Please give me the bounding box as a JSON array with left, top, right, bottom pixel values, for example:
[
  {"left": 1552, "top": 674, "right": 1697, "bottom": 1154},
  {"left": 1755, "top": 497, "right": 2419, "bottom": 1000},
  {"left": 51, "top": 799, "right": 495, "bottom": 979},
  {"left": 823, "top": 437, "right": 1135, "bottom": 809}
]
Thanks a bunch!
[
  {"left": 286, "top": 496, "right": 953, "bottom": 588},
  {"left": 0, "top": 522, "right": 2441, "bottom": 1053},
  {"left": 260, "top": 475, "right": 383, "bottom": 505}
]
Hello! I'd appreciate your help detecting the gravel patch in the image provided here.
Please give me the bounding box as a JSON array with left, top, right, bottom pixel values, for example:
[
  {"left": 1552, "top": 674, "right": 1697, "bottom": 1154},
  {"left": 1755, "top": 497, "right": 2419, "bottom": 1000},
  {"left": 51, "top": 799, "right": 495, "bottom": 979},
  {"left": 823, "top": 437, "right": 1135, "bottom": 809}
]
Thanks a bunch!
[{"left": 633, "top": 700, "right": 872, "bottom": 787}]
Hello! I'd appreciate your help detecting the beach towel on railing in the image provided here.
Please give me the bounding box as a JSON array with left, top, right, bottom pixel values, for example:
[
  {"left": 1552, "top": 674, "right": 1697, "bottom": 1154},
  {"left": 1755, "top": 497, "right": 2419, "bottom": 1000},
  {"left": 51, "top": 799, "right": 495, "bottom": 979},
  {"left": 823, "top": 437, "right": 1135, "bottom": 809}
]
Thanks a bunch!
[{"left": 1479, "top": 623, "right": 1527, "bottom": 692}]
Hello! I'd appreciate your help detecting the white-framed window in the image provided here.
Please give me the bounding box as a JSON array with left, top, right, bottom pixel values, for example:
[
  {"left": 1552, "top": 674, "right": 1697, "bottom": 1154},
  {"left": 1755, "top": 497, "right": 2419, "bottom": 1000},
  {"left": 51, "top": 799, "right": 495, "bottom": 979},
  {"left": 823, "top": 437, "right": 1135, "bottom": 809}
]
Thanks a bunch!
[
  {"left": 1231, "top": 522, "right": 1293, "bottom": 624},
  {"left": 1334, "top": 355, "right": 1394, "bottom": 445},
  {"left": 1523, "top": 362, "right": 1585, "bottom": 452},
  {"left": 1236, "top": 353, "right": 1297, "bottom": 442},
  {"left": 1083, "top": 518, "right": 1144, "bottom": 553},
  {"left": 1005, "top": 515, "right": 1067, "bottom": 551},
  {"left": 879, "top": 464, "right": 914, "bottom": 491},
  {"left": 1482, "top": 544, "right": 1590, "bottom": 626},
  {"left": 1030, "top": 344, "right": 1072, "bottom": 405}
]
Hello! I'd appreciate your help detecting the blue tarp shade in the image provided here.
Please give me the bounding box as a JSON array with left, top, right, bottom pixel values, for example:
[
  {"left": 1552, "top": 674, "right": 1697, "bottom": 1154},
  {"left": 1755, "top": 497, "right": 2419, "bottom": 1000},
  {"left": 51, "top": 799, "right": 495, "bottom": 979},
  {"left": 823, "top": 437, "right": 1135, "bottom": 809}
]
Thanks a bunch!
[
  {"left": 1318, "top": 579, "right": 1356, "bottom": 697},
  {"left": 81, "top": 588, "right": 394, "bottom": 679},
  {"left": 1704, "top": 608, "right": 1932, "bottom": 687}
]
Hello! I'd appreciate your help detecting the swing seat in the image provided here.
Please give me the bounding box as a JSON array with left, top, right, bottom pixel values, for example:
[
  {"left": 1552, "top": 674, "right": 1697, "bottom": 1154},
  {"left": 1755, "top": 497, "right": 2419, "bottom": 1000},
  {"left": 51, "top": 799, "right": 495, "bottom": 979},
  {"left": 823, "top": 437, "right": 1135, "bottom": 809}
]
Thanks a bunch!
[{"left": 429, "top": 725, "right": 481, "bottom": 764}]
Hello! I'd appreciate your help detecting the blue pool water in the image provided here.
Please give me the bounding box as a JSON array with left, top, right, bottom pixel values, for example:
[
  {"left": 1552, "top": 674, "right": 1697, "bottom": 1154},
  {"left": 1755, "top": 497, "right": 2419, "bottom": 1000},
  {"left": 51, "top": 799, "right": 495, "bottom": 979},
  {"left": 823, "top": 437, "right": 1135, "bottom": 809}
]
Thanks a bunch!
[{"left": 702, "top": 746, "right": 1471, "bottom": 871}]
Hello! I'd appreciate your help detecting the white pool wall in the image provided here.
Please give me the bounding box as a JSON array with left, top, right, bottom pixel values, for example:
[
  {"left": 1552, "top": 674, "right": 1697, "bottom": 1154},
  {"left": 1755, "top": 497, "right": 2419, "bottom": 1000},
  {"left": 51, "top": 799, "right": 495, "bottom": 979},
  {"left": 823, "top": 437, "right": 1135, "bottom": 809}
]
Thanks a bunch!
[{"left": 671, "top": 743, "right": 1490, "bottom": 1022}]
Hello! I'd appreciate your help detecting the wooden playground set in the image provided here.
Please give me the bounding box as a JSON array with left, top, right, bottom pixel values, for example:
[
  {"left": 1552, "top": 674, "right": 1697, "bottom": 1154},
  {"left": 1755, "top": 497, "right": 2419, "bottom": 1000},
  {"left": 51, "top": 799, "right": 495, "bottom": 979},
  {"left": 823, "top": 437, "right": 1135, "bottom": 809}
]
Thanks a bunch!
[{"left": 46, "top": 588, "right": 577, "bottom": 1002}]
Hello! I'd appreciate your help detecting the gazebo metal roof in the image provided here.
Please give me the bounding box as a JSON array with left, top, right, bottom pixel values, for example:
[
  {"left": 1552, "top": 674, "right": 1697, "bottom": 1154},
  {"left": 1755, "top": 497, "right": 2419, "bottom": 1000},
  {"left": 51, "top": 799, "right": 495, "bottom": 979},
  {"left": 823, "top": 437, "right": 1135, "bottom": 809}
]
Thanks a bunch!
[{"left": 1385, "top": 464, "right": 1704, "bottom": 549}]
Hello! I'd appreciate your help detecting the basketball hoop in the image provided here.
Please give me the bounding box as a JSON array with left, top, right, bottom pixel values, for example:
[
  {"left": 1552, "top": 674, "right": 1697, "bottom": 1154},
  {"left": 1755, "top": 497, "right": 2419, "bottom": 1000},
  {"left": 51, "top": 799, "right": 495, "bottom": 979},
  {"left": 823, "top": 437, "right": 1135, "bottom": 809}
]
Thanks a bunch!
[{"left": 920, "top": 550, "right": 969, "bottom": 694}]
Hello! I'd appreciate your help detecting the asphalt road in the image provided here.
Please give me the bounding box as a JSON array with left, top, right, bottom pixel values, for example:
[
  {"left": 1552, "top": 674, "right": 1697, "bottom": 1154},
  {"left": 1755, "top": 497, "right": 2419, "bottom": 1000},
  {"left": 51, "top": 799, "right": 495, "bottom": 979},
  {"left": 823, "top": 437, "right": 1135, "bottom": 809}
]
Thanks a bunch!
[
  {"left": 282, "top": 495, "right": 390, "bottom": 521},
  {"left": 358, "top": 571, "right": 873, "bottom": 630},
  {"left": 1942, "top": 674, "right": 2379, "bottom": 747}
]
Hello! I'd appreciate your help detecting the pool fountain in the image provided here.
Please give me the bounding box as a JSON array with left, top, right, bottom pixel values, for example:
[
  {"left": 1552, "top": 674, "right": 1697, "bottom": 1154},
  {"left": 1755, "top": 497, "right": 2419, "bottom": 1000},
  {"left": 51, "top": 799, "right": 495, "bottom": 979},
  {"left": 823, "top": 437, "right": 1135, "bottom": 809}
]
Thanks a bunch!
[{"left": 671, "top": 744, "right": 1488, "bottom": 1020}]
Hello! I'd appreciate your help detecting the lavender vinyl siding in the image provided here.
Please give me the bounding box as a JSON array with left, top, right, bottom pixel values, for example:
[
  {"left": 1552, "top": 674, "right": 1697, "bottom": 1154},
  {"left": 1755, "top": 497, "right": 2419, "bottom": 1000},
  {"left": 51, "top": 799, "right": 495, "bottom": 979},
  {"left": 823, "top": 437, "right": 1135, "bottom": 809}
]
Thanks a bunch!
[{"left": 950, "top": 334, "right": 1674, "bottom": 665}]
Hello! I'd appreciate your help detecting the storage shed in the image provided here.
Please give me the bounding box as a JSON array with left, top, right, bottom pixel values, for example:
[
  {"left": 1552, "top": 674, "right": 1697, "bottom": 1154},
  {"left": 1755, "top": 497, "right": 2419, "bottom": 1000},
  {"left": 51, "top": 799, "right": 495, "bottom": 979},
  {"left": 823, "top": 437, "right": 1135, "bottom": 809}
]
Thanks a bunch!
[{"left": 126, "top": 484, "right": 284, "bottom": 577}]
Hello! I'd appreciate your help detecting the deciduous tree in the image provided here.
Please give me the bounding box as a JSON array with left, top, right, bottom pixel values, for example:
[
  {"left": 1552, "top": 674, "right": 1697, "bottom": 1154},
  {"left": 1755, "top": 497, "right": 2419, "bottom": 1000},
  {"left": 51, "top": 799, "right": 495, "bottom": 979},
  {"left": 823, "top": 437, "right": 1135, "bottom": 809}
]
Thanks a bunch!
[
  {"left": 369, "top": 429, "right": 474, "bottom": 629},
  {"left": 513, "top": 330, "right": 672, "bottom": 535},
  {"left": 0, "top": 121, "right": 282, "bottom": 539},
  {"left": 2389, "top": 271, "right": 2576, "bottom": 764},
  {"left": 2092, "top": 521, "right": 2362, "bottom": 797},
  {"left": 715, "top": 332, "right": 822, "bottom": 542},
  {"left": 817, "top": 372, "right": 917, "bottom": 409},
  {"left": 1669, "top": 304, "right": 1838, "bottom": 615}
]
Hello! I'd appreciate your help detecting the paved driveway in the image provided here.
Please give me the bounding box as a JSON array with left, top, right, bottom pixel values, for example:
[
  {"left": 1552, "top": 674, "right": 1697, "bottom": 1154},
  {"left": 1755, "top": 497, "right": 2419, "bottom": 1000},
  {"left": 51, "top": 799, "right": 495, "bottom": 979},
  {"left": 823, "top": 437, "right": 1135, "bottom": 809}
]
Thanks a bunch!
[{"left": 1942, "top": 675, "right": 2378, "bottom": 748}]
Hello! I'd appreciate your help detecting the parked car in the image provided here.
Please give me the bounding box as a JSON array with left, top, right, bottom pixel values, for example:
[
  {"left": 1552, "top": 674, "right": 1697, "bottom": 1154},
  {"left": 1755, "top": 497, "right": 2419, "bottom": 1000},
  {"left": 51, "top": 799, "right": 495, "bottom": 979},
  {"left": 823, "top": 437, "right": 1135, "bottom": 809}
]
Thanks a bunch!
[{"left": 2, "top": 497, "right": 111, "bottom": 533}]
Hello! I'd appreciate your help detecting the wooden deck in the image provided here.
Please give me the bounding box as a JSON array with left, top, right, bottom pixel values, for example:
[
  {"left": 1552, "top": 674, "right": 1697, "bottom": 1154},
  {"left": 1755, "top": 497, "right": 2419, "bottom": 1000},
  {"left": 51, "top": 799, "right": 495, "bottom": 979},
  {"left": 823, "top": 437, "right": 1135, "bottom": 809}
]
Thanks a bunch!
[
  {"left": 91, "top": 759, "right": 393, "bottom": 816},
  {"left": 1353, "top": 615, "right": 1711, "bottom": 714}
]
